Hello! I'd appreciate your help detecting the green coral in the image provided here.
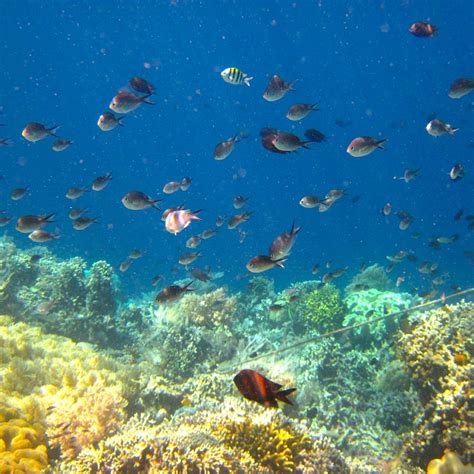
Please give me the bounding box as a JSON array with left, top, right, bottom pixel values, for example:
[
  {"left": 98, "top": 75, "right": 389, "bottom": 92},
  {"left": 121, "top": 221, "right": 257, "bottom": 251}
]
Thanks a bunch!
[
  {"left": 297, "top": 284, "right": 346, "bottom": 333},
  {"left": 343, "top": 289, "right": 415, "bottom": 347}
]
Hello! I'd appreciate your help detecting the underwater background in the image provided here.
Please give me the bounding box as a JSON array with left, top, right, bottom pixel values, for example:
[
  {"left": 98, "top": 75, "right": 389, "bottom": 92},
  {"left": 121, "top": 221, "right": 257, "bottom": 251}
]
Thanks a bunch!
[{"left": 0, "top": 1, "right": 473, "bottom": 473}]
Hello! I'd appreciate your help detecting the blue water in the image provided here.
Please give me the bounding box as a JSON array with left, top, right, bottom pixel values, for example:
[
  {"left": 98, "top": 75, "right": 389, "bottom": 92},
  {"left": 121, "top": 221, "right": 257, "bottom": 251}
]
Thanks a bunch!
[{"left": 1, "top": 1, "right": 472, "bottom": 296}]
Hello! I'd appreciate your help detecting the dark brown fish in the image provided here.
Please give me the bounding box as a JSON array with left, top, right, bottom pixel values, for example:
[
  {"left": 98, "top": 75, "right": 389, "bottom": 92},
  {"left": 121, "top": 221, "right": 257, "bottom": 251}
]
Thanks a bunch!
[
  {"left": 449, "top": 164, "right": 464, "bottom": 181},
  {"left": 246, "top": 255, "right": 287, "bottom": 273},
  {"left": 151, "top": 275, "right": 164, "bottom": 286},
  {"left": 269, "top": 222, "right": 301, "bottom": 260},
  {"left": 271, "top": 132, "right": 310, "bottom": 152},
  {"left": 97, "top": 112, "right": 124, "bottom": 131},
  {"left": 454, "top": 209, "right": 464, "bottom": 221},
  {"left": 92, "top": 173, "right": 112, "bottom": 192},
  {"left": 68, "top": 208, "right": 88, "bottom": 220},
  {"left": 155, "top": 282, "right": 194, "bottom": 305},
  {"left": 409, "top": 21, "right": 437, "bottom": 38},
  {"left": 304, "top": 128, "right": 326, "bottom": 143},
  {"left": 0, "top": 215, "right": 12, "bottom": 227},
  {"left": 16, "top": 214, "right": 55, "bottom": 233},
  {"left": 228, "top": 211, "right": 252, "bottom": 230},
  {"left": 347, "top": 137, "right": 386, "bottom": 157},
  {"left": 128, "top": 249, "right": 144, "bottom": 259},
  {"left": 119, "top": 258, "right": 133, "bottom": 273},
  {"left": 200, "top": 228, "right": 218, "bottom": 240},
  {"left": 66, "top": 187, "right": 87, "bottom": 200},
  {"left": 179, "top": 252, "right": 202, "bottom": 266},
  {"left": 129, "top": 76, "right": 155, "bottom": 95},
  {"left": 22, "top": 122, "right": 59, "bottom": 142},
  {"left": 233, "top": 195, "right": 249, "bottom": 209},
  {"left": 122, "top": 191, "right": 161, "bottom": 210},
  {"left": 109, "top": 90, "right": 153, "bottom": 114},
  {"left": 214, "top": 134, "right": 243, "bottom": 160},
  {"left": 299, "top": 196, "right": 325, "bottom": 209},
  {"left": 52, "top": 139, "right": 73, "bottom": 152},
  {"left": 286, "top": 103, "right": 319, "bottom": 121},
  {"left": 383, "top": 203, "right": 392, "bottom": 216},
  {"left": 448, "top": 78, "right": 474, "bottom": 99},
  {"left": 233, "top": 369, "right": 296, "bottom": 408},
  {"left": 190, "top": 267, "right": 211, "bottom": 282},
  {"left": 403, "top": 168, "right": 421, "bottom": 183},
  {"left": 28, "top": 230, "right": 59, "bottom": 243},
  {"left": 426, "top": 119, "right": 458, "bottom": 137},
  {"left": 263, "top": 75, "right": 296, "bottom": 102},
  {"left": 186, "top": 235, "right": 202, "bottom": 249},
  {"left": 72, "top": 216, "right": 98, "bottom": 230}
]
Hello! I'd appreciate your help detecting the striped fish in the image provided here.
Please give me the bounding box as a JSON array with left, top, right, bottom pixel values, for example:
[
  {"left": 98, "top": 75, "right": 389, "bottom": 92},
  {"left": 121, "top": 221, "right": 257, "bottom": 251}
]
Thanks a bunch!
[{"left": 220, "top": 67, "right": 253, "bottom": 86}]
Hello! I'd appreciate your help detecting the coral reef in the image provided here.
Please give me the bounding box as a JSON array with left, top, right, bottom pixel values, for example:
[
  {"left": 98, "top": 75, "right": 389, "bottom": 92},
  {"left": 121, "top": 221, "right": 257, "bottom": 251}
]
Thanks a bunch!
[
  {"left": 396, "top": 302, "right": 474, "bottom": 469},
  {"left": 427, "top": 451, "right": 473, "bottom": 474},
  {"left": 0, "top": 402, "right": 48, "bottom": 473},
  {"left": 57, "top": 401, "right": 350, "bottom": 473},
  {"left": 345, "top": 263, "right": 392, "bottom": 294},
  {"left": 343, "top": 289, "right": 415, "bottom": 347}
]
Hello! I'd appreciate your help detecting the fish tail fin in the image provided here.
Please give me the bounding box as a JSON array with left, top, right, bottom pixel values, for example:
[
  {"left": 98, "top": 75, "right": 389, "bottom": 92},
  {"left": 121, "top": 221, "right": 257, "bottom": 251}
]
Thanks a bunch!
[
  {"left": 276, "top": 388, "right": 297, "bottom": 405},
  {"left": 289, "top": 79, "right": 298, "bottom": 91},
  {"left": 117, "top": 116, "right": 125, "bottom": 126},
  {"left": 48, "top": 125, "right": 61, "bottom": 137},
  {"left": 192, "top": 209, "right": 204, "bottom": 220},
  {"left": 448, "top": 127, "right": 459, "bottom": 135},
  {"left": 152, "top": 199, "right": 163, "bottom": 210},
  {"left": 244, "top": 76, "right": 253, "bottom": 87},
  {"left": 274, "top": 257, "right": 288, "bottom": 269},
  {"left": 311, "top": 103, "right": 320, "bottom": 111},
  {"left": 302, "top": 141, "right": 312, "bottom": 149},
  {"left": 376, "top": 138, "right": 387, "bottom": 149},
  {"left": 43, "top": 213, "right": 56, "bottom": 224},
  {"left": 264, "top": 399, "right": 279, "bottom": 408},
  {"left": 142, "top": 94, "right": 155, "bottom": 105},
  {"left": 184, "top": 281, "right": 195, "bottom": 291}
]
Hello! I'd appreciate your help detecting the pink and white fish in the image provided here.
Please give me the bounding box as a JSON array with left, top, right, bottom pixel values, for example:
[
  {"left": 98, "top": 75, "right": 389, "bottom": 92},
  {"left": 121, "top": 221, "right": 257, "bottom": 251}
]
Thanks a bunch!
[{"left": 165, "top": 209, "right": 202, "bottom": 235}]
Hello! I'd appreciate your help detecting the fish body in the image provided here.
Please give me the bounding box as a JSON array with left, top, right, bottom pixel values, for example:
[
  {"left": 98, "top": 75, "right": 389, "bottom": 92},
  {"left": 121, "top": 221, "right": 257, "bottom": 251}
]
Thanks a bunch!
[
  {"left": 109, "top": 91, "right": 153, "bottom": 114},
  {"left": 220, "top": 67, "right": 253, "bottom": 86},
  {"left": 68, "top": 208, "right": 88, "bottom": 220},
  {"left": 0, "top": 216, "right": 12, "bottom": 227},
  {"left": 22, "top": 122, "right": 59, "bottom": 142},
  {"left": 28, "top": 230, "right": 59, "bottom": 243},
  {"left": 66, "top": 187, "right": 87, "bottom": 200},
  {"left": 52, "top": 139, "right": 73, "bottom": 152},
  {"left": 180, "top": 177, "right": 192, "bottom": 191},
  {"left": 304, "top": 128, "right": 326, "bottom": 142},
  {"left": 272, "top": 132, "right": 310, "bottom": 152},
  {"left": 214, "top": 135, "right": 242, "bottom": 160},
  {"left": 186, "top": 235, "right": 202, "bottom": 248},
  {"left": 286, "top": 103, "right": 319, "bottom": 121},
  {"left": 263, "top": 75, "right": 296, "bottom": 102},
  {"left": 129, "top": 76, "right": 155, "bottom": 94},
  {"left": 269, "top": 222, "right": 301, "bottom": 260},
  {"left": 179, "top": 252, "right": 202, "bottom": 265},
  {"left": 403, "top": 168, "right": 421, "bottom": 183},
  {"left": 233, "top": 369, "right": 296, "bottom": 408},
  {"left": 347, "top": 136, "right": 386, "bottom": 157},
  {"left": 299, "top": 196, "right": 323, "bottom": 209},
  {"left": 246, "top": 255, "right": 287, "bottom": 273},
  {"left": 215, "top": 215, "right": 225, "bottom": 227},
  {"left": 92, "top": 173, "right": 112, "bottom": 192},
  {"left": 190, "top": 267, "right": 211, "bottom": 282},
  {"left": 165, "top": 209, "right": 202, "bottom": 235},
  {"left": 97, "top": 112, "right": 124, "bottom": 131},
  {"left": 449, "top": 164, "right": 464, "bottom": 181},
  {"left": 72, "top": 217, "right": 98, "bottom": 230},
  {"left": 119, "top": 259, "right": 132, "bottom": 273},
  {"left": 233, "top": 195, "right": 249, "bottom": 209},
  {"left": 128, "top": 249, "right": 144, "bottom": 259},
  {"left": 16, "top": 214, "right": 55, "bottom": 233},
  {"left": 200, "top": 229, "right": 218, "bottom": 240},
  {"left": 409, "top": 22, "right": 437, "bottom": 37},
  {"left": 151, "top": 275, "right": 164, "bottom": 286},
  {"left": 383, "top": 203, "right": 392, "bottom": 216},
  {"left": 163, "top": 181, "right": 182, "bottom": 194},
  {"left": 10, "top": 187, "right": 29, "bottom": 201},
  {"left": 448, "top": 78, "right": 474, "bottom": 99},
  {"left": 425, "top": 119, "right": 459, "bottom": 137},
  {"left": 122, "top": 191, "right": 161, "bottom": 210},
  {"left": 155, "top": 282, "right": 194, "bottom": 304},
  {"left": 227, "top": 211, "right": 252, "bottom": 230}
]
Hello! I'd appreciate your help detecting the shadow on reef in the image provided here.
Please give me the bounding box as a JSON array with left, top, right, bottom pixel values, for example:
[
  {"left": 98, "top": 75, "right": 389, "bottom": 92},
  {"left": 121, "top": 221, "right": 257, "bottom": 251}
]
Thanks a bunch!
[{"left": 0, "top": 241, "right": 472, "bottom": 473}]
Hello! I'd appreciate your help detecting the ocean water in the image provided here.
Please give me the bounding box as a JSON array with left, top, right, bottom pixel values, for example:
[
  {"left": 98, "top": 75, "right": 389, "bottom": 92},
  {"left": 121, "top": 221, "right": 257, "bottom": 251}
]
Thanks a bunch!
[{"left": 1, "top": 1, "right": 473, "bottom": 472}]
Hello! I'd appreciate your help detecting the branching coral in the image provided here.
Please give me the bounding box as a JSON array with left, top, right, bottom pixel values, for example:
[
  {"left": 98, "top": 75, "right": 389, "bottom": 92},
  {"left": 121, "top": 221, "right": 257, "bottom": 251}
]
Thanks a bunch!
[
  {"left": 345, "top": 263, "right": 392, "bottom": 293},
  {"left": 396, "top": 302, "right": 474, "bottom": 469}
]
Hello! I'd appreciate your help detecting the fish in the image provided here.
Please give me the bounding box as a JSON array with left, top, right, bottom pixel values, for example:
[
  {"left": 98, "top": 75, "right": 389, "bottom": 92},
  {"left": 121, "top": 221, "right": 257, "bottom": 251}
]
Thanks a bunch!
[
  {"left": 68, "top": 208, "right": 88, "bottom": 220},
  {"left": 165, "top": 209, "right": 202, "bottom": 235},
  {"left": 0, "top": 138, "right": 12, "bottom": 146},
  {"left": 220, "top": 67, "right": 253, "bottom": 86},
  {"left": 269, "top": 303, "right": 285, "bottom": 312},
  {"left": 16, "top": 214, "right": 55, "bottom": 233},
  {"left": 52, "top": 139, "right": 73, "bottom": 152},
  {"left": 335, "top": 118, "right": 352, "bottom": 128},
  {"left": 233, "top": 369, "right": 296, "bottom": 408},
  {"left": 431, "top": 234, "right": 459, "bottom": 245},
  {"left": 260, "top": 128, "right": 291, "bottom": 154},
  {"left": 215, "top": 215, "right": 225, "bottom": 227},
  {"left": 299, "top": 196, "right": 325, "bottom": 209},
  {"left": 179, "top": 252, "right": 202, "bottom": 266},
  {"left": 97, "top": 112, "right": 124, "bottom": 131},
  {"left": 403, "top": 168, "right": 421, "bottom": 183},
  {"left": 180, "top": 177, "right": 192, "bottom": 191},
  {"left": 304, "top": 128, "right": 326, "bottom": 143},
  {"left": 271, "top": 132, "right": 310, "bottom": 152},
  {"left": 214, "top": 134, "right": 244, "bottom": 160},
  {"left": 186, "top": 235, "right": 202, "bottom": 249},
  {"left": 161, "top": 206, "right": 186, "bottom": 221},
  {"left": 396, "top": 276, "right": 405, "bottom": 287},
  {"left": 322, "top": 266, "right": 348, "bottom": 283},
  {"left": 151, "top": 275, "right": 164, "bottom": 286},
  {"left": 121, "top": 191, "right": 161, "bottom": 210},
  {"left": 66, "top": 187, "right": 87, "bottom": 200},
  {"left": 155, "top": 282, "right": 194, "bottom": 305},
  {"left": 227, "top": 211, "right": 252, "bottom": 230},
  {"left": 246, "top": 255, "right": 287, "bottom": 273},
  {"left": 399, "top": 218, "right": 413, "bottom": 231},
  {"left": 383, "top": 203, "right": 392, "bottom": 216},
  {"left": 311, "top": 263, "right": 320, "bottom": 274},
  {"left": 10, "top": 187, "right": 29, "bottom": 201},
  {"left": 128, "top": 249, "right": 144, "bottom": 259},
  {"left": 22, "top": 122, "right": 59, "bottom": 142},
  {"left": 425, "top": 119, "right": 459, "bottom": 137},
  {"left": 128, "top": 76, "right": 155, "bottom": 94},
  {"left": 409, "top": 21, "right": 437, "bottom": 37},
  {"left": 92, "top": 173, "right": 112, "bottom": 192},
  {"left": 347, "top": 137, "right": 386, "bottom": 157},
  {"left": 36, "top": 300, "right": 57, "bottom": 315},
  {"left": 189, "top": 267, "right": 211, "bottom": 282},
  {"left": 269, "top": 222, "right": 301, "bottom": 260},
  {"left": 454, "top": 209, "right": 464, "bottom": 221},
  {"left": 109, "top": 90, "right": 153, "bottom": 114},
  {"left": 238, "top": 229, "right": 250, "bottom": 244},
  {"left": 448, "top": 78, "right": 474, "bottom": 99},
  {"left": 30, "top": 254, "right": 42, "bottom": 264},
  {"left": 28, "top": 230, "right": 60, "bottom": 243},
  {"left": 449, "top": 164, "right": 464, "bottom": 181},
  {"left": 200, "top": 229, "right": 218, "bottom": 240},
  {"left": 0, "top": 216, "right": 12, "bottom": 227},
  {"left": 163, "top": 181, "right": 182, "bottom": 194},
  {"left": 286, "top": 103, "right": 319, "bottom": 121},
  {"left": 72, "top": 217, "right": 98, "bottom": 230},
  {"left": 119, "top": 259, "right": 133, "bottom": 273},
  {"left": 263, "top": 75, "right": 296, "bottom": 102},
  {"left": 233, "top": 195, "right": 249, "bottom": 209}
]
